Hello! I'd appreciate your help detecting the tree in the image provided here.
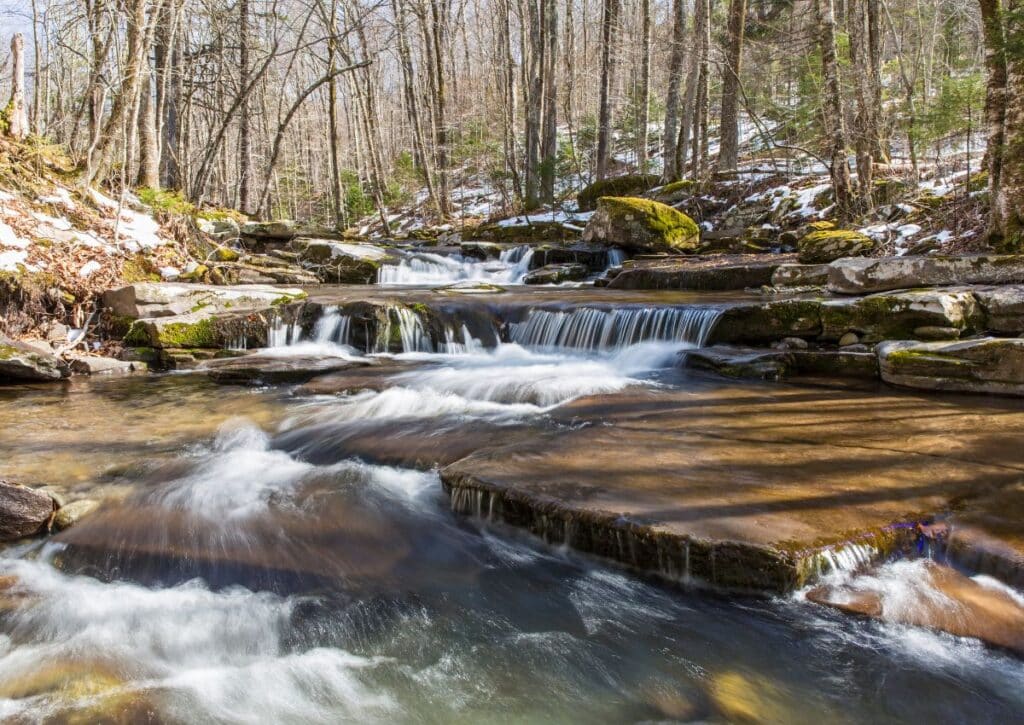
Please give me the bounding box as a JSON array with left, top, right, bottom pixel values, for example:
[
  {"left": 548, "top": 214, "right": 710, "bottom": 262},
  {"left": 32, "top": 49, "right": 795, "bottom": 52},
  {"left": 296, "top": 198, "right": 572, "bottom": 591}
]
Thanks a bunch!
[
  {"left": 661, "top": 0, "right": 687, "bottom": 181},
  {"left": 814, "top": 0, "right": 854, "bottom": 219},
  {"left": 718, "top": 0, "right": 747, "bottom": 171},
  {"left": 595, "top": 0, "right": 619, "bottom": 180},
  {"left": 6, "top": 34, "right": 29, "bottom": 140}
]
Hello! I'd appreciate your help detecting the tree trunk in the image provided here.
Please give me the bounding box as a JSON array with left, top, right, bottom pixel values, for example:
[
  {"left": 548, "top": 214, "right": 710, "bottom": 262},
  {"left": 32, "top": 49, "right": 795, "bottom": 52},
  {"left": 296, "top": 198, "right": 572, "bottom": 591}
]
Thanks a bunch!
[
  {"left": 718, "top": 0, "right": 747, "bottom": 171},
  {"left": 6, "top": 34, "right": 29, "bottom": 140},
  {"left": 137, "top": 55, "right": 160, "bottom": 188},
  {"left": 690, "top": 0, "right": 710, "bottom": 179},
  {"left": 429, "top": 0, "right": 453, "bottom": 216},
  {"left": 540, "top": 0, "right": 559, "bottom": 204},
  {"left": 524, "top": 0, "right": 543, "bottom": 207},
  {"left": 238, "top": 0, "right": 252, "bottom": 213},
  {"left": 661, "top": 0, "right": 687, "bottom": 181},
  {"left": 848, "top": 0, "right": 874, "bottom": 206},
  {"left": 815, "top": 0, "right": 855, "bottom": 220},
  {"left": 595, "top": 0, "right": 620, "bottom": 180},
  {"left": 637, "top": 0, "right": 651, "bottom": 171}
]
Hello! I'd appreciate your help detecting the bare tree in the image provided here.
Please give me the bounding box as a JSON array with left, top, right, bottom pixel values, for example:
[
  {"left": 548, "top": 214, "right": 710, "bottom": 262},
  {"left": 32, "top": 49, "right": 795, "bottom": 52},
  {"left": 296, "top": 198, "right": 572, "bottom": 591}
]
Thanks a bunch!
[{"left": 6, "top": 33, "right": 29, "bottom": 140}]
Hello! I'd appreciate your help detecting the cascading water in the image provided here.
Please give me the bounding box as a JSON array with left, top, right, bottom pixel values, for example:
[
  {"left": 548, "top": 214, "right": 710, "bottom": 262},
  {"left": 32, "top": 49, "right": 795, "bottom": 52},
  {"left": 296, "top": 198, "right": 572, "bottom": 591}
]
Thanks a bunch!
[
  {"left": 377, "top": 245, "right": 535, "bottom": 285},
  {"left": 508, "top": 306, "right": 722, "bottom": 351},
  {"left": 312, "top": 307, "right": 352, "bottom": 346}
]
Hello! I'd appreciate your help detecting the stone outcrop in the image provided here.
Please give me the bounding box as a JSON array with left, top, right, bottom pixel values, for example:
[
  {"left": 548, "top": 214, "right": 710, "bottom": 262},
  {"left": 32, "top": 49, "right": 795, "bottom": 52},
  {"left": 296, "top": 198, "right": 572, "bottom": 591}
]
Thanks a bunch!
[
  {"left": 687, "top": 346, "right": 878, "bottom": 381},
  {"left": 828, "top": 254, "right": 1024, "bottom": 294},
  {"left": 973, "top": 285, "right": 1024, "bottom": 334},
  {"left": 821, "top": 288, "right": 983, "bottom": 343},
  {"left": 608, "top": 255, "right": 789, "bottom": 290},
  {"left": 0, "top": 480, "right": 56, "bottom": 540},
  {"left": 797, "top": 229, "right": 875, "bottom": 264},
  {"left": 102, "top": 282, "right": 305, "bottom": 320},
  {"left": 200, "top": 353, "right": 370, "bottom": 385},
  {"left": 0, "top": 335, "right": 70, "bottom": 382},
  {"left": 240, "top": 220, "right": 298, "bottom": 240},
  {"left": 770, "top": 263, "right": 830, "bottom": 288},
  {"left": 710, "top": 299, "right": 822, "bottom": 344},
  {"left": 878, "top": 338, "right": 1024, "bottom": 396},
  {"left": 582, "top": 197, "right": 700, "bottom": 254},
  {"left": 295, "top": 240, "right": 394, "bottom": 283}
]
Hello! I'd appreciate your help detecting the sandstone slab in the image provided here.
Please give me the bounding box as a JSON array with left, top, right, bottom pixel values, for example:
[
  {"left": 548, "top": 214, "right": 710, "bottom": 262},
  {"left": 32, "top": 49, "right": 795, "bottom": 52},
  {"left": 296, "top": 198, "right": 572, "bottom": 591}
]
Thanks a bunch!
[
  {"left": 102, "top": 282, "right": 305, "bottom": 320},
  {"left": 0, "top": 481, "right": 56, "bottom": 540}
]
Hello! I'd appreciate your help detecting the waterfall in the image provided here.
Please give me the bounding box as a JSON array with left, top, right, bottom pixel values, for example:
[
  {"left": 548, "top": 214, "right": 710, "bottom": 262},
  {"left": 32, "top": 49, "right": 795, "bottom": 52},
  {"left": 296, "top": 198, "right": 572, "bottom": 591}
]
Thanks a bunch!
[
  {"left": 606, "top": 248, "right": 627, "bottom": 267},
  {"left": 377, "top": 245, "right": 534, "bottom": 285},
  {"left": 508, "top": 306, "right": 722, "bottom": 350},
  {"left": 312, "top": 307, "right": 352, "bottom": 346},
  {"left": 268, "top": 314, "right": 301, "bottom": 347}
]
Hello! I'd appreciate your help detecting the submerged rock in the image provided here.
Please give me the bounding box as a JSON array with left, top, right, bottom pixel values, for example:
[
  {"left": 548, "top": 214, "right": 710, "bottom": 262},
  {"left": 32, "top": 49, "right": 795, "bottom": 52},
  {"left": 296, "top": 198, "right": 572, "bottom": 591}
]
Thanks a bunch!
[
  {"left": 200, "top": 353, "right": 370, "bottom": 385},
  {"left": 806, "top": 560, "right": 1024, "bottom": 656},
  {"left": 68, "top": 355, "right": 139, "bottom": 375},
  {"left": 0, "top": 334, "right": 70, "bottom": 382},
  {"left": 0, "top": 480, "right": 56, "bottom": 540},
  {"left": 582, "top": 197, "right": 700, "bottom": 254},
  {"left": 797, "top": 229, "right": 875, "bottom": 264},
  {"left": 878, "top": 338, "right": 1024, "bottom": 396},
  {"left": 828, "top": 254, "right": 1024, "bottom": 295},
  {"left": 687, "top": 345, "right": 878, "bottom": 381},
  {"left": 53, "top": 498, "right": 101, "bottom": 531}
]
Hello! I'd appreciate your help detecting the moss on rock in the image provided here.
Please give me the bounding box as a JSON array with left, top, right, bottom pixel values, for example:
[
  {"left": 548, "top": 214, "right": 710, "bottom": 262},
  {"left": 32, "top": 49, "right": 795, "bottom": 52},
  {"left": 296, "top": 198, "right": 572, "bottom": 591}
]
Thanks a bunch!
[
  {"left": 577, "top": 174, "right": 660, "bottom": 211},
  {"left": 797, "top": 229, "right": 874, "bottom": 264},
  {"left": 582, "top": 196, "right": 700, "bottom": 254}
]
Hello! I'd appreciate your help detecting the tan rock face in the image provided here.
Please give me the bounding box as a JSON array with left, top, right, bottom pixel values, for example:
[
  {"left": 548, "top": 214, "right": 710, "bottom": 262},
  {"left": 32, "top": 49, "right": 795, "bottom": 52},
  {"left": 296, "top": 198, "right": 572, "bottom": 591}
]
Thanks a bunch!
[
  {"left": 806, "top": 560, "right": 1024, "bottom": 656},
  {"left": 797, "top": 229, "right": 874, "bottom": 264},
  {"left": 0, "top": 480, "right": 56, "bottom": 541}
]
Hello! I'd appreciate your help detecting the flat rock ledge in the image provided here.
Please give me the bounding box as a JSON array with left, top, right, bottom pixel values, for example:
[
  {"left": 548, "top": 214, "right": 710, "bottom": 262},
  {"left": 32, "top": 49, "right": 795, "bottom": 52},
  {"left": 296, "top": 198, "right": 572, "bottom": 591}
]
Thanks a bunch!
[
  {"left": 879, "top": 338, "right": 1024, "bottom": 396},
  {"left": 199, "top": 354, "right": 370, "bottom": 385}
]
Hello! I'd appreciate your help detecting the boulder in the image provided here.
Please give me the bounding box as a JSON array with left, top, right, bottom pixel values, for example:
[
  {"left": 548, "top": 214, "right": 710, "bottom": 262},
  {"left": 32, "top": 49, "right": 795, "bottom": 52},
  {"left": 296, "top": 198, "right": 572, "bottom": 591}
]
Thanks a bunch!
[
  {"left": 0, "top": 335, "right": 70, "bottom": 382},
  {"left": 531, "top": 243, "right": 612, "bottom": 270},
  {"left": 770, "top": 263, "right": 830, "bottom": 288},
  {"left": 577, "top": 173, "right": 660, "bottom": 211},
  {"left": 0, "top": 481, "right": 56, "bottom": 540},
  {"left": 102, "top": 282, "right": 306, "bottom": 320},
  {"left": 200, "top": 353, "right": 370, "bottom": 385},
  {"left": 523, "top": 263, "right": 589, "bottom": 285},
  {"left": 710, "top": 299, "right": 822, "bottom": 344},
  {"left": 828, "top": 254, "right": 1024, "bottom": 295},
  {"left": 582, "top": 197, "right": 700, "bottom": 254},
  {"left": 295, "top": 240, "right": 394, "bottom": 283},
  {"left": 240, "top": 219, "right": 297, "bottom": 240},
  {"left": 974, "top": 285, "right": 1024, "bottom": 334},
  {"left": 68, "top": 355, "right": 139, "bottom": 375},
  {"left": 821, "top": 288, "right": 983, "bottom": 343},
  {"left": 797, "top": 229, "right": 875, "bottom": 264},
  {"left": 53, "top": 498, "right": 101, "bottom": 531},
  {"left": 878, "top": 337, "right": 1024, "bottom": 396}
]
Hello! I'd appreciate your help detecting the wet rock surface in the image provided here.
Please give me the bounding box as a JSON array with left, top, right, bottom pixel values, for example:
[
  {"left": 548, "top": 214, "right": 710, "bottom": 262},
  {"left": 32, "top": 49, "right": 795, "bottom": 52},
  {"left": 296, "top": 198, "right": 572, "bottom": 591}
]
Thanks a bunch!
[
  {"left": 607, "top": 254, "right": 794, "bottom": 290},
  {"left": 442, "top": 382, "right": 1024, "bottom": 592}
]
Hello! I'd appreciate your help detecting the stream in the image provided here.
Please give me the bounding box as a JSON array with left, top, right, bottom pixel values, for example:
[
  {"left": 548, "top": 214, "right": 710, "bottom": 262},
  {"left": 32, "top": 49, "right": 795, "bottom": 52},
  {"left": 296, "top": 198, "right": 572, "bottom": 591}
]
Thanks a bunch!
[{"left": 1, "top": 290, "right": 1023, "bottom": 723}]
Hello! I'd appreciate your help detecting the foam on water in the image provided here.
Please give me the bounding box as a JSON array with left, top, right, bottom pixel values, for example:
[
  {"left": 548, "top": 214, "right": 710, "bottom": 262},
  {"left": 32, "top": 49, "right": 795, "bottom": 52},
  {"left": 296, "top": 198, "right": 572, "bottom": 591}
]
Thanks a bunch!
[{"left": 377, "top": 245, "right": 534, "bottom": 286}]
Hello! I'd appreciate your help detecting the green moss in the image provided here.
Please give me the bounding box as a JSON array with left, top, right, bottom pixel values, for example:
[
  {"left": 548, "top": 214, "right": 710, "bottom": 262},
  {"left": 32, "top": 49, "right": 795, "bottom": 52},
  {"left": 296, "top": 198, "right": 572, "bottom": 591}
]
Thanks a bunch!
[
  {"left": 577, "top": 174, "right": 660, "bottom": 211},
  {"left": 271, "top": 291, "right": 307, "bottom": 306},
  {"left": 158, "top": 318, "right": 218, "bottom": 348},
  {"left": 596, "top": 196, "right": 700, "bottom": 248},
  {"left": 137, "top": 187, "right": 195, "bottom": 216},
  {"left": 797, "top": 229, "right": 874, "bottom": 264},
  {"left": 660, "top": 180, "right": 695, "bottom": 196},
  {"left": 212, "top": 246, "right": 240, "bottom": 262}
]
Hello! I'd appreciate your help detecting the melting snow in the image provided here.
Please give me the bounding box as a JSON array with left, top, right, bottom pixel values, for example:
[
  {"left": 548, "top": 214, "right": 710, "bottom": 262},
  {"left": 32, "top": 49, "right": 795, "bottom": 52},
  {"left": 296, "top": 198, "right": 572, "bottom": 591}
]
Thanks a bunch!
[
  {"left": 78, "top": 260, "right": 102, "bottom": 278},
  {"left": 0, "top": 249, "right": 28, "bottom": 271},
  {"left": 0, "top": 222, "right": 29, "bottom": 249}
]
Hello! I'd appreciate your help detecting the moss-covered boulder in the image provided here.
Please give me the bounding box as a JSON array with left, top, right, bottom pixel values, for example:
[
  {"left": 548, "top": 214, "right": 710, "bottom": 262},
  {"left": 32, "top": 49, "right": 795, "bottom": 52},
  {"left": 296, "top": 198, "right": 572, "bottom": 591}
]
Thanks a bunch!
[
  {"left": 582, "top": 197, "right": 700, "bottom": 254},
  {"left": 123, "top": 309, "right": 275, "bottom": 349},
  {"left": 577, "top": 174, "right": 660, "bottom": 211},
  {"left": 797, "top": 229, "right": 875, "bottom": 264}
]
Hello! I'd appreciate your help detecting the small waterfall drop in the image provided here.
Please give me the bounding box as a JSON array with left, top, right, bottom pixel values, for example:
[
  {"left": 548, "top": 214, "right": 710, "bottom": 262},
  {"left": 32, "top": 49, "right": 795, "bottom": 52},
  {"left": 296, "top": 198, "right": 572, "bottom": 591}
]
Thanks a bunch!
[
  {"left": 312, "top": 307, "right": 352, "bottom": 346},
  {"left": 508, "top": 306, "right": 722, "bottom": 350},
  {"left": 377, "top": 245, "right": 534, "bottom": 286},
  {"left": 268, "top": 314, "right": 301, "bottom": 347}
]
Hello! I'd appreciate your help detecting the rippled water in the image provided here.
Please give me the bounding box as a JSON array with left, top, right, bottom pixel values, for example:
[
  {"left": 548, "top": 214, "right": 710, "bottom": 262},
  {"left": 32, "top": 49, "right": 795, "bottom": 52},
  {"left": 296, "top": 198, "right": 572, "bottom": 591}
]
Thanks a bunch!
[{"left": 1, "top": 342, "right": 1023, "bottom": 723}]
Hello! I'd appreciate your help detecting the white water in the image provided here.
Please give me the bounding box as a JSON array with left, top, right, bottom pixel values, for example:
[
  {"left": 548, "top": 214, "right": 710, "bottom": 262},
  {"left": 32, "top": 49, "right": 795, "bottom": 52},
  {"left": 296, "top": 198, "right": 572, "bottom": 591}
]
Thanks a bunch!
[
  {"left": 377, "top": 245, "right": 535, "bottom": 286},
  {"left": 509, "top": 306, "right": 722, "bottom": 350}
]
